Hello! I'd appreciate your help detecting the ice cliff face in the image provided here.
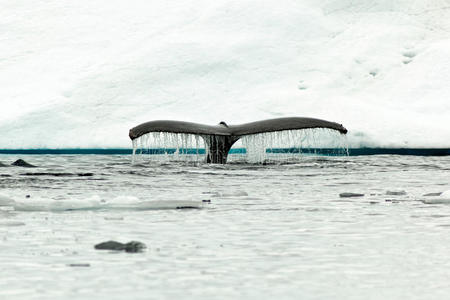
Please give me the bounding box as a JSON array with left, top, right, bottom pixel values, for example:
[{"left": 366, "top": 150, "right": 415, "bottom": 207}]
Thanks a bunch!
[{"left": 1, "top": 0, "right": 449, "bottom": 148}]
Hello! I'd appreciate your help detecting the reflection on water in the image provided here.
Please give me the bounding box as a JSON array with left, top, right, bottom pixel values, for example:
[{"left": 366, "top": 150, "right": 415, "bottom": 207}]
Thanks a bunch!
[{"left": 0, "top": 154, "right": 450, "bottom": 299}]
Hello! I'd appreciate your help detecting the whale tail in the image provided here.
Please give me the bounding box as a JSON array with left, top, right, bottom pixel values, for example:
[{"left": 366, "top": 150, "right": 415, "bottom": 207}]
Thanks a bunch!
[{"left": 129, "top": 117, "right": 348, "bottom": 164}]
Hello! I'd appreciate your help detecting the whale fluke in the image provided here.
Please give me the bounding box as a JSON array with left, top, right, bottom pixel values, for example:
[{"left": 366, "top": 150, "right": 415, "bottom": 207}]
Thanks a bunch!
[
  {"left": 129, "top": 117, "right": 348, "bottom": 164},
  {"left": 228, "top": 117, "right": 347, "bottom": 136}
]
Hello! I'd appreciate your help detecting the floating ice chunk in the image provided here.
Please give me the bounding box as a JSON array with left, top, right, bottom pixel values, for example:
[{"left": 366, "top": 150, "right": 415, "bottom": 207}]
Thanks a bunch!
[
  {"left": 0, "top": 221, "right": 25, "bottom": 227},
  {"left": 422, "top": 198, "right": 450, "bottom": 204},
  {"left": 104, "top": 217, "right": 124, "bottom": 221},
  {"left": 12, "top": 195, "right": 106, "bottom": 212},
  {"left": 423, "top": 192, "right": 442, "bottom": 197},
  {"left": 133, "top": 200, "right": 203, "bottom": 210},
  {"left": 422, "top": 190, "right": 450, "bottom": 204},
  {"left": 211, "top": 191, "right": 249, "bottom": 197},
  {"left": 6, "top": 194, "right": 202, "bottom": 212},
  {"left": 68, "top": 263, "right": 91, "bottom": 267},
  {"left": 106, "top": 197, "right": 203, "bottom": 210}
]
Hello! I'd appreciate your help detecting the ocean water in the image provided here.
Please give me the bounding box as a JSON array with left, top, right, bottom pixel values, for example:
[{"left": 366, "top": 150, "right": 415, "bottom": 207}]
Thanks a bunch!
[{"left": 1, "top": 154, "right": 450, "bottom": 300}]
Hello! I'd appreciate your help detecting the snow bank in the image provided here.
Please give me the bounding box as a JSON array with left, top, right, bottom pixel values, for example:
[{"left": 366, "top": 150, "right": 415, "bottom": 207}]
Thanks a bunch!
[{"left": 1, "top": 0, "right": 449, "bottom": 148}]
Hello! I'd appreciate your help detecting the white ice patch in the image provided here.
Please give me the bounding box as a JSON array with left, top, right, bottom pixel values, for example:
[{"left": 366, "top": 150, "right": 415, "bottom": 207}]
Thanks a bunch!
[
  {"left": 1, "top": 1, "right": 449, "bottom": 148},
  {"left": 211, "top": 191, "right": 249, "bottom": 197},
  {"left": 422, "top": 190, "right": 450, "bottom": 205},
  {"left": 1, "top": 194, "right": 203, "bottom": 212},
  {"left": 0, "top": 221, "right": 26, "bottom": 227},
  {"left": 12, "top": 195, "right": 106, "bottom": 212},
  {"left": 131, "top": 200, "right": 202, "bottom": 210}
]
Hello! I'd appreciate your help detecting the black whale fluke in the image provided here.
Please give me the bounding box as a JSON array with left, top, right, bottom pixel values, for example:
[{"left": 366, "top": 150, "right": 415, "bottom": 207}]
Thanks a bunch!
[{"left": 129, "top": 117, "right": 348, "bottom": 164}]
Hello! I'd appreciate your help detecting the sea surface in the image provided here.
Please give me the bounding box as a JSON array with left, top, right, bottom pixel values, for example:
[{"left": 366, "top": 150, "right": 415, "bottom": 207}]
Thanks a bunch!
[{"left": 1, "top": 154, "right": 450, "bottom": 300}]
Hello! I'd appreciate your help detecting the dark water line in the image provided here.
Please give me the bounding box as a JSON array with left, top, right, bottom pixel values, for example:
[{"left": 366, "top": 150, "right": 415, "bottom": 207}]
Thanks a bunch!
[{"left": 0, "top": 148, "right": 449, "bottom": 156}]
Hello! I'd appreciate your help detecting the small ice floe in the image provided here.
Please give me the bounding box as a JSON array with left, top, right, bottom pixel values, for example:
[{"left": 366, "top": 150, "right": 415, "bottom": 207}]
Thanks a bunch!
[
  {"left": 94, "top": 241, "right": 146, "bottom": 253},
  {"left": 0, "top": 221, "right": 25, "bottom": 227},
  {"left": 67, "top": 263, "right": 90, "bottom": 267},
  {"left": 104, "top": 217, "right": 124, "bottom": 221},
  {"left": 132, "top": 200, "right": 203, "bottom": 210},
  {"left": 422, "top": 190, "right": 450, "bottom": 204},
  {"left": 339, "top": 192, "right": 364, "bottom": 198},
  {"left": 423, "top": 192, "right": 442, "bottom": 197},
  {"left": 386, "top": 190, "right": 407, "bottom": 196},
  {"left": 2, "top": 194, "right": 105, "bottom": 212},
  {"left": 13, "top": 195, "right": 106, "bottom": 212},
  {"left": 3, "top": 194, "right": 204, "bottom": 212},
  {"left": 105, "top": 196, "right": 203, "bottom": 210},
  {"left": 211, "top": 191, "right": 249, "bottom": 197}
]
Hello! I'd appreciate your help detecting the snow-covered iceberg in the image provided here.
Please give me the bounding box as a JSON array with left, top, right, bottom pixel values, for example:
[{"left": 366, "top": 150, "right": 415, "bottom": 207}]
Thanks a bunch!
[{"left": 1, "top": 0, "right": 449, "bottom": 148}]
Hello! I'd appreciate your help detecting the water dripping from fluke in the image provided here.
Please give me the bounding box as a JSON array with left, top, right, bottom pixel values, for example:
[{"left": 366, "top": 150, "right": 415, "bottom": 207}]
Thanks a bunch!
[{"left": 129, "top": 117, "right": 348, "bottom": 164}]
